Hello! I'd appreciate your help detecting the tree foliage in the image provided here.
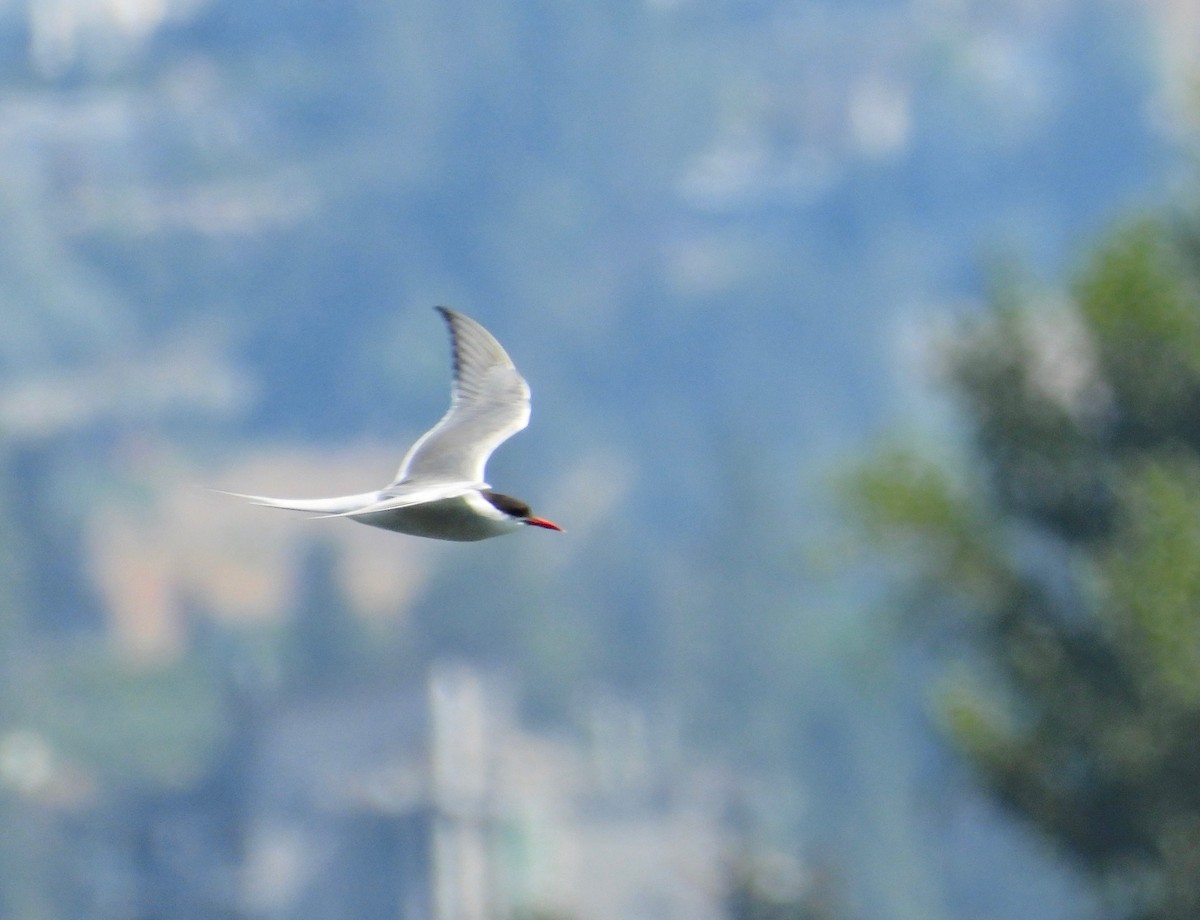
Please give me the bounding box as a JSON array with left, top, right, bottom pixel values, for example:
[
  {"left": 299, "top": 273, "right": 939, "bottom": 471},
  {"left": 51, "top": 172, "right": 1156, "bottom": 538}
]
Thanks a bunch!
[{"left": 848, "top": 218, "right": 1200, "bottom": 920}]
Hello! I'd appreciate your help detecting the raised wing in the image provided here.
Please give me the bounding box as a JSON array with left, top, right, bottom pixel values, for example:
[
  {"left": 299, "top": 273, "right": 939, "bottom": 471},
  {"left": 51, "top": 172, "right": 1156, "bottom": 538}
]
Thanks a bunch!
[{"left": 392, "top": 307, "right": 531, "bottom": 485}]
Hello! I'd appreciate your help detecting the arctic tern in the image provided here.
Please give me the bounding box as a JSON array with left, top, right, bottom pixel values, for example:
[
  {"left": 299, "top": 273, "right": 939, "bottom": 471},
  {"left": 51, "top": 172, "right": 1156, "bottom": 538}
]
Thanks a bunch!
[{"left": 224, "top": 307, "right": 562, "bottom": 541}]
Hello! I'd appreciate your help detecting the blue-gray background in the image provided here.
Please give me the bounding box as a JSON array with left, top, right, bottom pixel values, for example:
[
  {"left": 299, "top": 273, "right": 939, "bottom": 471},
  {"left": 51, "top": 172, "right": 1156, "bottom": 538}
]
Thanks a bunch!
[{"left": 0, "top": 1, "right": 1182, "bottom": 918}]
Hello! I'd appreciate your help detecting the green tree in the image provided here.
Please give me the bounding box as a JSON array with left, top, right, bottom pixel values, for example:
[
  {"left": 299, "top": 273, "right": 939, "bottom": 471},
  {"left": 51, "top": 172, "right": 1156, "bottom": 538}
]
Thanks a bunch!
[{"left": 847, "top": 218, "right": 1200, "bottom": 920}]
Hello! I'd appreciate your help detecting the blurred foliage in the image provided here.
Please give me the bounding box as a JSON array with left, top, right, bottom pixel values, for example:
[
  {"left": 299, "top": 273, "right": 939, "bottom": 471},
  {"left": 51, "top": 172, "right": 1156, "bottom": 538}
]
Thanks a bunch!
[
  {"left": 8, "top": 647, "right": 226, "bottom": 788},
  {"left": 724, "top": 857, "right": 837, "bottom": 920},
  {"left": 847, "top": 217, "right": 1200, "bottom": 920}
]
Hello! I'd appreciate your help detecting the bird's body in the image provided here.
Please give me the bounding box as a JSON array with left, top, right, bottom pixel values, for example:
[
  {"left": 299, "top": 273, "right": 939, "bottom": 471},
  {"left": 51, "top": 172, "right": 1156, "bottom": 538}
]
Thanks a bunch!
[
  {"left": 353, "top": 491, "right": 526, "bottom": 542},
  {"left": 224, "top": 308, "right": 562, "bottom": 541}
]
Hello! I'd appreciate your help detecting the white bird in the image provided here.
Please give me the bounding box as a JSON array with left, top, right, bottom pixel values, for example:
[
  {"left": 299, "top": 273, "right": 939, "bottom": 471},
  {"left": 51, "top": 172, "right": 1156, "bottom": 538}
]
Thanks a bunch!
[{"left": 223, "top": 307, "right": 563, "bottom": 541}]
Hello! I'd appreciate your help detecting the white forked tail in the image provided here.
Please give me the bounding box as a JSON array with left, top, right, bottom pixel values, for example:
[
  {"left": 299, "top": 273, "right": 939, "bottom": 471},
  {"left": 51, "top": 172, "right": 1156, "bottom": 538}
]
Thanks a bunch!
[{"left": 214, "top": 490, "right": 381, "bottom": 515}]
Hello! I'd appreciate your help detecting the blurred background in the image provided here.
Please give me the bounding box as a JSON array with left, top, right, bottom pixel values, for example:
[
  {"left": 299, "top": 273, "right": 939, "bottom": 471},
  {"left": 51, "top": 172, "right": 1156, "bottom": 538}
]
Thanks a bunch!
[{"left": 2, "top": 0, "right": 1198, "bottom": 918}]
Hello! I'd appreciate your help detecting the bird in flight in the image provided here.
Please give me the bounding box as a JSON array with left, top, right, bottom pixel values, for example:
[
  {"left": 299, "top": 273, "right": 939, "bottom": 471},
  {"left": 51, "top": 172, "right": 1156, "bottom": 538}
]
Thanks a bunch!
[{"left": 224, "top": 307, "right": 562, "bottom": 541}]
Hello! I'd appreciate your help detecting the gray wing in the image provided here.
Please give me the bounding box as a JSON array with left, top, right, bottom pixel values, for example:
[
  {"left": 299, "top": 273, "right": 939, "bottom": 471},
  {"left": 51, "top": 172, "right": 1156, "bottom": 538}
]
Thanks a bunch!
[{"left": 392, "top": 307, "right": 531, "bottom": 485}]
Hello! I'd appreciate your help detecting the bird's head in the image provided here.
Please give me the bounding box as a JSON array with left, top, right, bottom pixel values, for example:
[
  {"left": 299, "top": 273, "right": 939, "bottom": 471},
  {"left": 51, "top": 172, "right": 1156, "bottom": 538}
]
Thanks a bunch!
[{"left": 482, "top": 490, "right": 563, "bottom": 532}]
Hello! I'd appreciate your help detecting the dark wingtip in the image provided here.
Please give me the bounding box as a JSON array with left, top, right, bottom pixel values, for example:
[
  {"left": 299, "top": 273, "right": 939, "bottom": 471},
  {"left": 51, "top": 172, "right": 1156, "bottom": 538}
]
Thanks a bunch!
[{"left": 434, "top": 306, "right": 462, "bottom": 380}]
